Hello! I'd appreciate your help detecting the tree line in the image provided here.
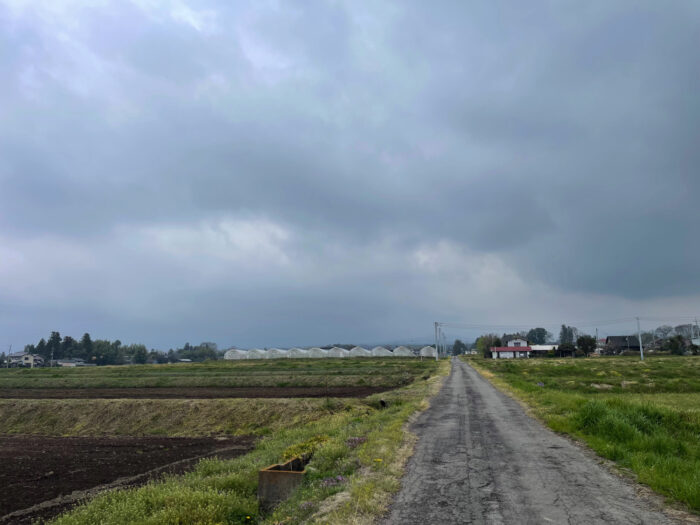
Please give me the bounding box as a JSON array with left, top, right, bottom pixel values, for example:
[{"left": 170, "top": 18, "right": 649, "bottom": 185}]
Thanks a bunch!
[{"left": 17, "top": 332, "right": 221, "bottom": 366}]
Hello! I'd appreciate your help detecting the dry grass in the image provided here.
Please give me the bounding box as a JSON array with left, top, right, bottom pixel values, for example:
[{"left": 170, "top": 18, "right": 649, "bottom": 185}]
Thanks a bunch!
[{"left": 0, "top": 398, "right": 343, "bottom": 437}]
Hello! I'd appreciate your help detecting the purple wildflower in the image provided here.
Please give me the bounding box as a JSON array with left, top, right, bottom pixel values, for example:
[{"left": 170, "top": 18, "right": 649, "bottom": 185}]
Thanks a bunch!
[{"left": 345, "top": 436, "right": 367, "bottom": 449}]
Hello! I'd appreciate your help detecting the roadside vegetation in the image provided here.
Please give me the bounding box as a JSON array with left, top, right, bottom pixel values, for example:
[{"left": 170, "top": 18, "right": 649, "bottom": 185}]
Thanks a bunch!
[
  {"left": 0, "top": 359, "right": 434, "bottom": 389},
  {"left": 464, "top": 355, "right": 700, "bottom": 512},
  {"left": 47, "top": 360, "right": 449, "bottom": 525}
]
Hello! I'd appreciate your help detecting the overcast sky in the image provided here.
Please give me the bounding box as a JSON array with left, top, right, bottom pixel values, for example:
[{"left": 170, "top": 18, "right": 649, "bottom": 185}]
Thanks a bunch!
[{"left": 1, "top": 1, "right": 699, "bottom": 350}]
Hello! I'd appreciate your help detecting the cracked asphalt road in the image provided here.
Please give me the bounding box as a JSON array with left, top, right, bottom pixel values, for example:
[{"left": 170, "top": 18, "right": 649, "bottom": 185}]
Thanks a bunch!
[{"left": 384, "top": 357, "right": 686, "bottom": 524}]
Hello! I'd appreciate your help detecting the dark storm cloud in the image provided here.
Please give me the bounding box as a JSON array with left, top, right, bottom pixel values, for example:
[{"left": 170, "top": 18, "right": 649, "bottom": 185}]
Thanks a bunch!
[{"left": 1, "top": 0, "right": 699, "bottom": 348}]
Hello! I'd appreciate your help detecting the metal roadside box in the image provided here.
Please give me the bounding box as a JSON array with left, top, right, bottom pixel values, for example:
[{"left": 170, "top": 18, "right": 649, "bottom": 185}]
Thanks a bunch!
[{"left": 258, "top": 457, "right": 306, "bottom": 512}]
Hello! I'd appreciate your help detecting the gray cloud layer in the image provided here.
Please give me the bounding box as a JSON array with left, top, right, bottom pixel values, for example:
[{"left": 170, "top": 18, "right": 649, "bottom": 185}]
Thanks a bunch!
[{"left": 1, "top": 1, "right": 699, "bottom": 348}]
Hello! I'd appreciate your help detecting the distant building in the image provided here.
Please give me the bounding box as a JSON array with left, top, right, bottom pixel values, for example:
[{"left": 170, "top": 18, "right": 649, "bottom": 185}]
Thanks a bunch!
[
  {"left": 8, "top": 352, "right": 44, "bottom": 368},
  {"left": 605, "top": 336, "right": 639, "bottom": 353},
  {"left": 56, "top": 358, "right": 87, "bottom": 367},
  {"left": 507, "top": 338, "right": 528, "bottom": 348},
  {"left": 490, "top": 346, "right": 532, "bottom": 359},
  {"left": 529, "top": 344, "right": 558, "bottom": 356}
]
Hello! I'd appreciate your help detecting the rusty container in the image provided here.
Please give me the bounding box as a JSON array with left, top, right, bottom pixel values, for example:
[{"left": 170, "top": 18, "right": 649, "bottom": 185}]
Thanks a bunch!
[{"left": 258, "top": 457, "right": 306, "bottom": 512}]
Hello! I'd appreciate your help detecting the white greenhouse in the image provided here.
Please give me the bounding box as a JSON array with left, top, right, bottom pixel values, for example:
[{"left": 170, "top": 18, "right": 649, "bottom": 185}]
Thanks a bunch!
[
  {"left": 307, "top": 347, "right": 328, "bottom": 358},
  {"left": 419, "top": 346, "right": 437, "bottom": 358},
  {"left": 393, "top": 346, "right": 415, "bottom": 357},
  {"left": 246, "top": 348, "right": 267, "bottom": 359},
  {"left": 266, "top": 348, "right": 288, "bottom": 359},
  {"left": 223, "top": 349, "right": 247, "bottom": 360},
  {"left": 287, "top": 348, "right": 309, "bottom": 358},
  {"left": 327, "top": 347, "right": 349, "bottom": 358},
  {"left": 371, "top": 346, "right": 392, "bottom": 357},
  {"left": 348, "top": 346, "right": 371, "bottom": 357}
]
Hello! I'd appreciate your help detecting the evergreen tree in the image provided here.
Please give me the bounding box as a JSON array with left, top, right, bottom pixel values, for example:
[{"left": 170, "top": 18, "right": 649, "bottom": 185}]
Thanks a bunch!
[
  {"left": 80, "top": 333, "right": 94, "bottom": 360},
  {"left": 36, "top": 338, "right": 48, "bottom": 359},
  {"left": 61, "top": 336, "right": 79, "bottom": 359},
  {"left": 47, "top": 331, "right": 62, "bottom": 360},
  {"left": 132, "top": 345, "right": 148, "bottom": 364},
  {"left": 452, "top": 339, "right": 468, "bottom": 356}
]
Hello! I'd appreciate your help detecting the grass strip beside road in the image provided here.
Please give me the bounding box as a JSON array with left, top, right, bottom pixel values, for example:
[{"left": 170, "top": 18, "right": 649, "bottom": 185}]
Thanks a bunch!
[
  {"left": 464, "top": 355, "right": 700, "bottom": 513},
  {"left": 49, "top": 360, "right": 450, "bottom": 525}
]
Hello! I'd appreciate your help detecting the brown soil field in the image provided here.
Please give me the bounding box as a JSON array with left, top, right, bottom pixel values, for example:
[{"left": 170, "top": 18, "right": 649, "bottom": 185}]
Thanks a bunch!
[
  {"left": 0, "top": 435, "right": 256, "bottom": 524},
  {"left": 0, "top": 386, "right": 390, "bottom": 399}
]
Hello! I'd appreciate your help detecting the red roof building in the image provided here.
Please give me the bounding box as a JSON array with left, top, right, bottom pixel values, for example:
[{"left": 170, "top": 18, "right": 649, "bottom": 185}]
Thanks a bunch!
[{"left": 490, "top": 346, "right": 532, "bottom": 359}]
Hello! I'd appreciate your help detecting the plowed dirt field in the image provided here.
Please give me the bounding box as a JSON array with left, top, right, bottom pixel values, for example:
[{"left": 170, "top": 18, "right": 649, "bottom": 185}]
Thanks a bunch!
[{"left": 0, "top": 435, "right": 255, "bottom": 524}]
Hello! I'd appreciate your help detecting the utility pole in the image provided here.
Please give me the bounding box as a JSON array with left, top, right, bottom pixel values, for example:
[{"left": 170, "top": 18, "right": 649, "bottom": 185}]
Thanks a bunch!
[
  {"left": 636, "top": 317, "right": 644, "bottom": 361},
  {"left": 434, "top": 322, "right": 439, "bottom": 362}
]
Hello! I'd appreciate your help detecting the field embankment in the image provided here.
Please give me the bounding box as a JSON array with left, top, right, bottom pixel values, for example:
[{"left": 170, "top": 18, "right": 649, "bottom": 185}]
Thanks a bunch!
[
  {"left": 464, "top": 355, "right": 700, "bottom": 513},
  {"left": 0, "top": 398, "right": 341, "bottom": 437}
]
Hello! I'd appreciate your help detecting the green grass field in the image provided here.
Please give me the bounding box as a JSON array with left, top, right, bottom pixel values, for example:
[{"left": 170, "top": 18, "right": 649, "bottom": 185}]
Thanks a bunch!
[
  {"left": 464, "top": 355, "right": 700, "bottom": 513},
  {"left": 0, "top": 358, "right": 435, "bottom": 389}
]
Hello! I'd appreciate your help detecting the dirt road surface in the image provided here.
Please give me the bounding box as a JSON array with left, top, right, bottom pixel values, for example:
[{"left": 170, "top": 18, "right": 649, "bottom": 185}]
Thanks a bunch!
[{"left": 385, "top": 358, "right": 690, "bottom": 524}]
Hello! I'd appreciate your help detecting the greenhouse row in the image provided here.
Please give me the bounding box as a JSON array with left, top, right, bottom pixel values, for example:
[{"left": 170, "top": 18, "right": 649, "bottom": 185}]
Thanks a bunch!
[{"left": 223, "top": 345, "right": 437, "bottom": 359}]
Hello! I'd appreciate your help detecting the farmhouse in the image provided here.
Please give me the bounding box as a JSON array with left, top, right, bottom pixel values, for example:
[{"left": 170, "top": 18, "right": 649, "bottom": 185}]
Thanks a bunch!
[
  {"left": 8, "top": 352, "right": 44, "bottom": 367},
  {"left": 490, "top": 339, "right": 535, "bottom": 359}
]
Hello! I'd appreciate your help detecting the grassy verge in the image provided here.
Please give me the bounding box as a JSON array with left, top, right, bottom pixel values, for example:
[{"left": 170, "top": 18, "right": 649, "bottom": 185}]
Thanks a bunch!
[
  {"left": 48, "top": 360, "right": 449, "bottom": 525},
  {"left": 0, "top": 359, "right": 437, "bottom": 389},
  {"left": 463, "top": 355, "right": 700, "bottom": 512}
]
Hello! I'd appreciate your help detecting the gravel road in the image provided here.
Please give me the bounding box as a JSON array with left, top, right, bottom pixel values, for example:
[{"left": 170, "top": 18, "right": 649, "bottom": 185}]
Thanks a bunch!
[{"left": 384, "top": 357, "right": 689, "bottom": 524}]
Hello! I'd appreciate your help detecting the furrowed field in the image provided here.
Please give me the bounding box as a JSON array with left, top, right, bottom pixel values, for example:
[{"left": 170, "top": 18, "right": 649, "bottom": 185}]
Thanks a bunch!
[
  {"left": 464, "top": 355, "right": 700, "bottom": 513},
  {"left": 0, "top": 359, "right": 430, "bottom": 389},
  {"left": 0, "top": 358, "right": 447, "bottom": 524}
]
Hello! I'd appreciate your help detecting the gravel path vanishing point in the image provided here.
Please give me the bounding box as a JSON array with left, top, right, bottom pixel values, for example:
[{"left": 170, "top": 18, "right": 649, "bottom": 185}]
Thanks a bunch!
[{"left": 385, "top": 357, "right": 691, "bottom": 525}]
